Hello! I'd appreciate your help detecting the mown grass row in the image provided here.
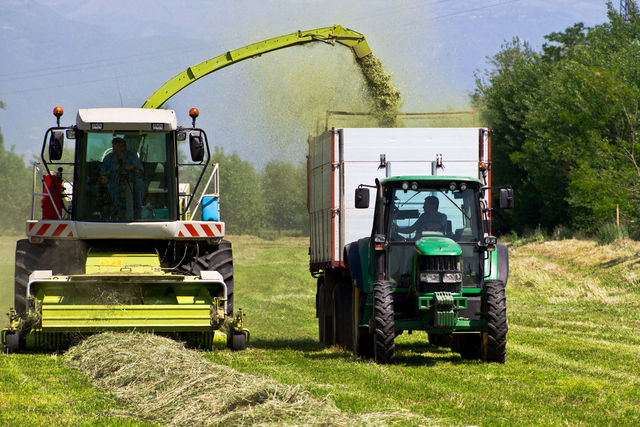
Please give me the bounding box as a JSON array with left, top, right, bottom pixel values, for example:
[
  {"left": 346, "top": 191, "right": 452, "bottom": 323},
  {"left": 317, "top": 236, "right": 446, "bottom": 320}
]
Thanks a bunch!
[{"left": 1, "top": 235, "right": 639, "bottom": 425}]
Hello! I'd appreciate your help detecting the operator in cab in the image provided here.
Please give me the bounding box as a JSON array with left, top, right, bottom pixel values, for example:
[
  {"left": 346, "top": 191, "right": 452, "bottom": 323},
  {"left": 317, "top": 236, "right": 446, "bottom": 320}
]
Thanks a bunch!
[
  {"left": 99, "top": 137, "right": 145, "bottom": 219},
  {"left": 396, "top": 195, "right": 447, "bottom": 235}
]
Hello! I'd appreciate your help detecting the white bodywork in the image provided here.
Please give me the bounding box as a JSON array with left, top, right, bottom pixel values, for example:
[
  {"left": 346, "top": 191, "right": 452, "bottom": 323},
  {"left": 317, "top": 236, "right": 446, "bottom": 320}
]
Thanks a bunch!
[
  {"left": 76, "top": 108, "right": 178, "bottom": 131},
  {"left": 308, "top": 128, "right": 490, "bottom": 267}
]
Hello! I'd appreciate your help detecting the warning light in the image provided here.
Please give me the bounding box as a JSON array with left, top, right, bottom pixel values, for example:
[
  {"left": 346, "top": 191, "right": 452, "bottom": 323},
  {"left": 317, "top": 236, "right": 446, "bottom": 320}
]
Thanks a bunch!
[
  {"left": 53, "top": 106, "right": 64, "bottom": 126},
  {"left": 189, "top": 108, "right": 199, "bottom": 127}
]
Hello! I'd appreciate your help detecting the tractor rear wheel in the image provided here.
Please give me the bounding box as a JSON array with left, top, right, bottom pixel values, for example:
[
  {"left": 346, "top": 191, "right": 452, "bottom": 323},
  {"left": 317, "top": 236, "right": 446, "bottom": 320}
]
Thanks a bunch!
[
  {"left": 14, "top": 240, "right": 46, "bottom": 316},
  {"left": 482, "top": 280, "right": 508, "bottom": 363},
  {"left": 180, "top": 240, "right": 234, "bottom": 316},
  {"left": 372, "top": 280, "right": 395, "bottom": 364},
  {"left": 352, "top": 286, "right": 372, "bottom": 358},
  {"left": 333, "top": 279, "right": 353, "bottom": 350}
]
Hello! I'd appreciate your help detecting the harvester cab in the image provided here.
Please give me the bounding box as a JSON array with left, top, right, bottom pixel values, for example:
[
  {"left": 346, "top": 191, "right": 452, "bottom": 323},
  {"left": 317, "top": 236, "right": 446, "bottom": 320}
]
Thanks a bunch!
[{"left": 2, "top": 107, "right": 248, "bottom": 352}]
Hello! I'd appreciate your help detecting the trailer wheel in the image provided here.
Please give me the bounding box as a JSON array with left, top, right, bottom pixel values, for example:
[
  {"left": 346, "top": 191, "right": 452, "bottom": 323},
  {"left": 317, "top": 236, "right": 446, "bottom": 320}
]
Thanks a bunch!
[
  {"left": 317, "top": 277, "right": 334, "bottom": 345},
  {"left": 180, "top": 240, "right": 234, "bottom": 316},
  {"left": 372, "top": 280, "right": 395, "bottom": 364},
  {"left": 14, "top": 240, "right": 46, "bottom": 316},
  {"left": 482, "top": 280, "right": 508, "bottom": 363}
]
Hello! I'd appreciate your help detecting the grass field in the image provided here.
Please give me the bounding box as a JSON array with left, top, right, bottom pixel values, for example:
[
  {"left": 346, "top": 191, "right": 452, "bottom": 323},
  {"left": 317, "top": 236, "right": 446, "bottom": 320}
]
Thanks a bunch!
[{"left": 1, "top": 235, "right": 640, "bottom": 425}]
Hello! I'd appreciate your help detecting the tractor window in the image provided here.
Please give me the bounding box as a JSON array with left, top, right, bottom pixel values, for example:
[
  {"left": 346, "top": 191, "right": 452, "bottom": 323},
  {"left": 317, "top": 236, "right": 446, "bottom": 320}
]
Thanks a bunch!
[
  {"left": 389, "top": 187, "right": 480, "bottom": 243},
  {"left": 75, "top": 132, "right": 175, "bottom": 222}
]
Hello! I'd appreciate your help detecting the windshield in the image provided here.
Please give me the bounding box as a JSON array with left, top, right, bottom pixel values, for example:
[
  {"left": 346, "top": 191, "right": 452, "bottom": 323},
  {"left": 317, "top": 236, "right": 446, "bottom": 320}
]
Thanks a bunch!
[
  {"left": 75, "top": 131, "right": 175, "bottom": 222},
  {"left": 388, "top": 186, "right": 480, "bottom": 243}
]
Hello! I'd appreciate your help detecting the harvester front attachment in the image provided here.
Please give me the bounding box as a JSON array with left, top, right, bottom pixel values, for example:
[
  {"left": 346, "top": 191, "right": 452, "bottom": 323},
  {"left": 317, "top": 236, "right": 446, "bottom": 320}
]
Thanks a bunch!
[{"left": 2, "top": 253, "right": 248, "bottom": 352}]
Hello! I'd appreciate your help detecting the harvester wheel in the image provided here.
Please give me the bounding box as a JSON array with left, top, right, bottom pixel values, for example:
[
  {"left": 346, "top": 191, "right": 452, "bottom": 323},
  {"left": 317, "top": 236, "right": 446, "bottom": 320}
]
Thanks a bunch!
[
  {"left": 372, "top": 280, "right": 395, "bottom": 364},
  {"left": 14, "top": 240, "right": 46, "bottom": 316},
  {"left": 231, "top": 332, "right": 247, "bottom": 351},
  {"left": 181, "top": 240, "right": 234, "bottom": 316},
  {"left": 5, "top": 332, "right": 20, "bottom": 353},
  {"left": 482, "top": 280, "right": 508, "bottom": 363}
]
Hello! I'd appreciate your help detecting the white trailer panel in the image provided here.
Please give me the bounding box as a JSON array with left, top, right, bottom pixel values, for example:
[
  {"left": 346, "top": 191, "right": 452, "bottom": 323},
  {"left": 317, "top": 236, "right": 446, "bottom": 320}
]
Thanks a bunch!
[{"left": 308, "top": 128, "right": 490, "bottom": 269}]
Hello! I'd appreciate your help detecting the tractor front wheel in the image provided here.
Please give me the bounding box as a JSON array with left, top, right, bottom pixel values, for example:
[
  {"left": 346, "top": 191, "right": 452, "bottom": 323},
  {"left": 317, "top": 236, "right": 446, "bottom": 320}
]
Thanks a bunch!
[
  {"left": 372, "top": 280, "right": 395, "bottom": 364},
  {"left": 481, "top": 280, "right": 508, "bottom": 363}
]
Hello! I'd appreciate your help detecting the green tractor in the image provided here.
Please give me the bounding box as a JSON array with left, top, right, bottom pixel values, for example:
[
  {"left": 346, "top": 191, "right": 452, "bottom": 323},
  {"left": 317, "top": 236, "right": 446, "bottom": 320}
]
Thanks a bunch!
[{"left": 309, "top": 127, "right": 513, "bottom": 363}]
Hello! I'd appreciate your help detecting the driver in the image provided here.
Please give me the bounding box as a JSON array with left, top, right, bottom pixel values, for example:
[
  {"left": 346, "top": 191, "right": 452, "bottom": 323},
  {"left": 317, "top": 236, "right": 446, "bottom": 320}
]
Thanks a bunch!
[
  {"left": 396, "top": 195, "right": 447, "bottom": 234},
  {"left": 100, "top": 137, "right": 145, "bottom": 219}
]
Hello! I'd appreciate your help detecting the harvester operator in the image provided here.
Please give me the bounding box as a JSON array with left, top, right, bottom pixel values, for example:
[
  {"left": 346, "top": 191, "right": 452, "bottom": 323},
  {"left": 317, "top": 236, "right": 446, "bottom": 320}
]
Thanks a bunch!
[
  {"left": 100, "top": 137, "right": 145, "bottom": 219},
  {"left": 396, "top": 195, "right": 447, "bottom": 235}
]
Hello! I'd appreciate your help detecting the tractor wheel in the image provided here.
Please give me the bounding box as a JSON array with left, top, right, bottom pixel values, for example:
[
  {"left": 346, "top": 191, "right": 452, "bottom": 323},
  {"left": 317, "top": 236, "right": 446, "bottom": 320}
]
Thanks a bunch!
[
  {"left": 482, "top": 280, "right": 508, "bottom": 363},
  {"left": 333, "top": 279, "right": 353, "bottom": 350},
  {"left": 429, "top": 333, "right": 453, "bottom": 348},
  {"left": 456, "top": 334, "right": 482, "bottom": 359},
  {"left": 14, "top": 240, "right": 46, "bottom": 316},
  {"left": 372, "top": 280, "right": 395, "bottom": 364},
  {"left": 352, "top": 286, "right": 372, "bottom": 359},
  {"left": 181, "top": 240, "right": 234, "bottom": 316}
]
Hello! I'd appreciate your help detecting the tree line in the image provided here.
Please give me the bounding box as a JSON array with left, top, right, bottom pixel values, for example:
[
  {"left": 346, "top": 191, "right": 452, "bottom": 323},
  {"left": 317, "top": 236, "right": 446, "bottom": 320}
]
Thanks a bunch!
[{"left": 473, "top": 2, "right": 640, "bottom": 238}]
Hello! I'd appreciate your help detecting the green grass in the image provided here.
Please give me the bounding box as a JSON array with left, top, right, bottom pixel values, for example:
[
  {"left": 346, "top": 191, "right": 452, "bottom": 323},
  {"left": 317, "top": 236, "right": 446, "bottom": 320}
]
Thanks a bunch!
[{"left": 1, "top": 235, "right": 639, "bottom": 425}]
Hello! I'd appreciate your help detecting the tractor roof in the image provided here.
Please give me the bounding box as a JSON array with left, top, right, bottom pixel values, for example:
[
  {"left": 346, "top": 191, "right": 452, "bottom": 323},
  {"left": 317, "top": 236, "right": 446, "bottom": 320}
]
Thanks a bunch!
[
  {"left": 76, "top": 108, "right": 178, "bottom": 131},
  {"left": 382, "top": 176, "right": 483, "bottom": 185}
]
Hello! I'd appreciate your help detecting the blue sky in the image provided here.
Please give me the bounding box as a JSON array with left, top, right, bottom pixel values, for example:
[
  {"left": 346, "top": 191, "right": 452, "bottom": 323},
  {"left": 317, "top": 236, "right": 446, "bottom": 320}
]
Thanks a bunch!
[{"left": 0, "top": 0, "right": 612, "bottom": 165}]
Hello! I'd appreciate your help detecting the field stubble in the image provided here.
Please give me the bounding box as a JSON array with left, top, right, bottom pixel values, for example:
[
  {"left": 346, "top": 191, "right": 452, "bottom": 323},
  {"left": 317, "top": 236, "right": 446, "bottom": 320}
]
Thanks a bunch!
[{"left": 0, "top": 235, "right": 639, "bottom": 425}]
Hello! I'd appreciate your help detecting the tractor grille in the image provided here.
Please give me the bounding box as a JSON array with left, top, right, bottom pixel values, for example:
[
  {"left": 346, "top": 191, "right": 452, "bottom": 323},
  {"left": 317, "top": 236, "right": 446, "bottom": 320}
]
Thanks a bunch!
[{"left": 417, "top": 255, "right": 462, "bottom": 293}]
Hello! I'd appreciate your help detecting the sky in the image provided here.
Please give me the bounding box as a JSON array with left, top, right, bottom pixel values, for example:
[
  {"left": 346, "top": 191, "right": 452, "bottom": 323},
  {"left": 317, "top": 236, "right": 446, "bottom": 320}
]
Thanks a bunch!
[{"left": 0, "top": 0, "right": 612, "bottom": 166}]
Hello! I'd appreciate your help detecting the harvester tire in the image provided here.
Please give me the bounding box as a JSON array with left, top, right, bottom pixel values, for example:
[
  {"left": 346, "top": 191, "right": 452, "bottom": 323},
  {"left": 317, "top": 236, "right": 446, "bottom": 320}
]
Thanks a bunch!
[
  {"left": 372, "top": 280, "right": 395, "bottom": 364},
  {"left": 5, "top": 331, "right": 20, "bottom": 353},
  {"left": 180, "top": 240, "right": 234, "bottom": 316},
  {"left": 14, "top": 239, "right": 46, "bottom": 316},
  {"left": 482, "top": 280, "right": 508, "bottom": 363},
  {"left": 231, "top": 332, "right": 247, "bottom": 351}
]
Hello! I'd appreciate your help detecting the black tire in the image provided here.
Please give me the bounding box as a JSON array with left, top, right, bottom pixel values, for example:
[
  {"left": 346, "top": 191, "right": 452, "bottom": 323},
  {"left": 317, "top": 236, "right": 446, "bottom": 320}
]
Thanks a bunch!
[
  {"left": 429, "top": 333, "right": 453, "bottom": 348},
  {"left": 482, "top": 280, "right": 508, "bottom": 363},
  {"left": 180, "top": 240, "right": 234, "bottom": 316},
  {"left": 333, "top": 279, "right": 353, "bottom": 350},
  {"left": 14, "top": 240, "right": 46, "bottom": 316},
  {"left": 352, "top": 286, "right": 372, "bottom": 359},
  {"left": 456, "top": 333, "right": 482, "bottom": 359},
  {"left": 231, "top": 332, "right": 247, "bottom": 351},
  {"left": 372, "top": 280, "right": 395, "bottom": 364},
  {"left": 317, "top": 276, "right": 335, "bottom": 346},
  {"left": 5, "top": 331, "right": 20, "bottom": 353}
]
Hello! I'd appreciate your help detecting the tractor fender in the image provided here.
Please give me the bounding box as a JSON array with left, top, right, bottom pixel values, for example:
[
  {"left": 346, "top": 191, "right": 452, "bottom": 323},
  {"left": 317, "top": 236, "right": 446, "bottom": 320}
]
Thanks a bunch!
[{"left": 496, "top": 243, "right": 509, "bottom": 287}]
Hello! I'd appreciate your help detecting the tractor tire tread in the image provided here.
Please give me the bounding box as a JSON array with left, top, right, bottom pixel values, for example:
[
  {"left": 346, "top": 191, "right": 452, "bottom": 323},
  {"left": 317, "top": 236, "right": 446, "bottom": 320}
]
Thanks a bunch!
[{"left": 373, "top": 280, "right": 395, "bottom": 364}]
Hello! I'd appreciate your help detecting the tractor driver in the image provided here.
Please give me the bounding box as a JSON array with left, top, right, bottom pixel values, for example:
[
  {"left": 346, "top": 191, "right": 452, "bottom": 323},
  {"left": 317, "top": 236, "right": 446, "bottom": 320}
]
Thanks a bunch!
[
  {"left": 100, "top": 137, "right": 145, "bottom": 219},
  {"left": 396, "top": 195, "right": 447, "bottom": 235}
]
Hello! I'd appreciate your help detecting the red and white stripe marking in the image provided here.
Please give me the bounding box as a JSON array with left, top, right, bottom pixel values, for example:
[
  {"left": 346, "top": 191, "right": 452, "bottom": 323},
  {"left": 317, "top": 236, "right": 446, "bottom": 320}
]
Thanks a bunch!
[
  {"left": 176, "top": 222, "right": 223, "bottom": 238},
  {"left": 27, "top": 221, "right": 75, "bottom": 238}
]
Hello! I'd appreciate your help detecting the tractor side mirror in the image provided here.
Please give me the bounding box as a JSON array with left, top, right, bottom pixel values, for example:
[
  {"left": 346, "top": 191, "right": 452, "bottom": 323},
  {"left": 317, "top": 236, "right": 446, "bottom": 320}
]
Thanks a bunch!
[
  {"left": 499, "top": 188, "right": 514, "bottom": 209},
  {"left": 189, "top": 132, "right": 204, "bottom": 162},
  {"left": 355, "top": 187, "right": 370, "bottom": 209},
  {"left": 49, "top": 131, "right": 64, "bottom": 161}
]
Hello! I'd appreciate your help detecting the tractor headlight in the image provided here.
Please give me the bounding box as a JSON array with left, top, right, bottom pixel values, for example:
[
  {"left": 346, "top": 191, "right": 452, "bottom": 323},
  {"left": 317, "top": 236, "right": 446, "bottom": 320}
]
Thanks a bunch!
[
  {"left": 420, "top": 272, "right": 440, "bottom": 283},
  {"left": 442, "top": 272, "right": 462, "bottom": 283}
]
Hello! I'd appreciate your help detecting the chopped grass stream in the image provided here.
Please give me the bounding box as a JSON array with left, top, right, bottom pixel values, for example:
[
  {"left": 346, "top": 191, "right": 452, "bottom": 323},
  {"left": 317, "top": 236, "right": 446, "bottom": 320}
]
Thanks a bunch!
[{"left": 1, "top": 235, "right": 640, "bottom": 425}]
